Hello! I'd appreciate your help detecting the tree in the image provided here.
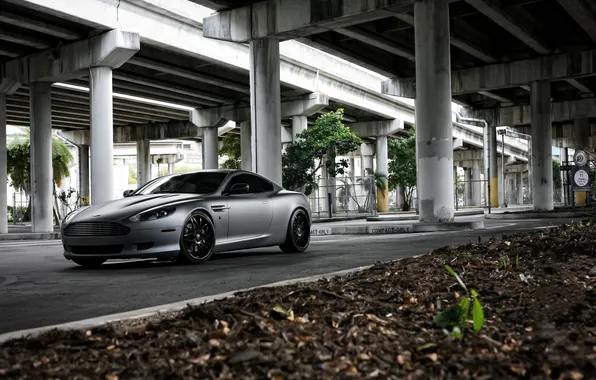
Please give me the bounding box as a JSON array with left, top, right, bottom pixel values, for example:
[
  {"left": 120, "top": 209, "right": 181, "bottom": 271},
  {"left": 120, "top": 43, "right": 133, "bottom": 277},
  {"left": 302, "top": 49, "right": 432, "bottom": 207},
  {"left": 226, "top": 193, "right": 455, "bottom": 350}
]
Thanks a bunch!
[
  {"left": 388, "top": 127, "right": 417, "bottom": 211},
  {"left": 7, "top": 132, "right": 73, "bottom": 222},
  {"left": 219, "top": 133, "right": 241, "bottom": 169},
  {"left": 282, "top": 109, "right": 362, "bottom": 195}
]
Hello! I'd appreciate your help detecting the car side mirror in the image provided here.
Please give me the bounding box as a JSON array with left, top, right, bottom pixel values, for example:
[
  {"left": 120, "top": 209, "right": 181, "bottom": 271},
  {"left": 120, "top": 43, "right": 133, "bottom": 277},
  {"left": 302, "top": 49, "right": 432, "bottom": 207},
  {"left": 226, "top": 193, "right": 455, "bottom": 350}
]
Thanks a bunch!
[
  {"left": 123, "top": 189, "right": 134, "bottom": 197},
  {"left": 228, "top": 183, "right": 250, "bottom": 195}
]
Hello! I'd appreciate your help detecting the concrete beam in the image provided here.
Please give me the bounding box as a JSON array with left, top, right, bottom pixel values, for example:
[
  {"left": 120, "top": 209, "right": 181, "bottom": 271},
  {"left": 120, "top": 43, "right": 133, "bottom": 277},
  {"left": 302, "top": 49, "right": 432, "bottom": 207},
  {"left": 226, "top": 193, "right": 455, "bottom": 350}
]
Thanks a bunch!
[
  {"left": 347, "top": 119, "right": 404, "bottom": 138},
  {"left": 557, "top": 0, "right": 596, "bottom": 44},
  {"left": 334, "top": 27, "right": 415, "bottom": 61},
  {"left": 382, "top": 49, "right": 596, "bottom": 97},
  {"left": 463, "top": 97, "right": 596, "bottom": 127},
  {"left": 566, "top": 78, "right": 593, "bottom": 95},
  {"left": 454, "top": 149, "right": 482, "bottom": 161},
  {"left": 453, "top": 138, "right": 465, "bottom": 150},
  {"left": 190, "top": 92, "right": 329, "bottom": 126},
  {"left": 127, "top": 56, "right": 250, "bottom": 94},
  {"left": 0, "top": 78, "right": 20, "bottom": 95},
  {"left": 202, "top": 0, "right": 410, "bottom": 42},
  {"left": 464, "top": 0, "right": 551, "bottom": 54},
  {"left": 2, "top": 29, "right": 140, "bottom": 83},
  {"left": 0, "top": 10, "right": 80, "bottom": 40}
]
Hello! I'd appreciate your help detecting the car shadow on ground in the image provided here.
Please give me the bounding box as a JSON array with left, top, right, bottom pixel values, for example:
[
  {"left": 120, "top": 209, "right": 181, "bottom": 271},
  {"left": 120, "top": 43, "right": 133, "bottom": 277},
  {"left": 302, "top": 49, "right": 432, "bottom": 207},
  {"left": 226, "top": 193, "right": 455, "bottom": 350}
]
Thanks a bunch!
[{"left": 61, "top": 248, "right": 302, "bottom": 271}]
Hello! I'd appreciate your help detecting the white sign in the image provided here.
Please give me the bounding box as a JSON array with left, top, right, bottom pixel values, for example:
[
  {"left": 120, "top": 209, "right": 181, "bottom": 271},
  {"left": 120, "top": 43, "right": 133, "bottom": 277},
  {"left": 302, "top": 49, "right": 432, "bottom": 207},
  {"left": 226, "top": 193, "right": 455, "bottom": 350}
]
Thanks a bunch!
[
  {"left": 574, "top": 150, "right": 588, "bottom": 166},
  {"left": 574, "top": 168, "right": 590, "bottom": 187}
]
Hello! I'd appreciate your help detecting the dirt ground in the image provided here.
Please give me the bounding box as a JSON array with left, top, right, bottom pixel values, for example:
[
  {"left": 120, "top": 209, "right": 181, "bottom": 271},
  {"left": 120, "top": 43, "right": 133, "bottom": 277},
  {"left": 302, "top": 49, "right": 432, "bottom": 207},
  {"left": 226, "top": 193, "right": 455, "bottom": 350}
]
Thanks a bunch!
[{"left": 2, "top": 220, "right": 596, "bottom": 379}]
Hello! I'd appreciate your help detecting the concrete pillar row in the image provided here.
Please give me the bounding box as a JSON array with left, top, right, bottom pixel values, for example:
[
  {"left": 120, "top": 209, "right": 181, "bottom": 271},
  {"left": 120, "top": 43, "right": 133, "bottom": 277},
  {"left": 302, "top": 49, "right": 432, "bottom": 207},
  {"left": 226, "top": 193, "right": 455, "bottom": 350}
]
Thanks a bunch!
[
  {"left": 0, "top": 94, "right": 6, "bottom": 234},
  {"left": 292, "top": 115, "right": 307, "bottom": 140},
  {"left": 531, "top": 80, "right": 554, "bottom": 211},
  {"left": 79, "top": 145, "right": 90, "bottom": 205},
  {"left": 488, "top": 125, "right": 498, "bottom": 208},
  {"left": 376, "top": 135, "right": 389, "bottom": 212},
  {"left": 203, "top": 127, "right": 219, "bottom": 169},
  {"left": 414, "top": 0, "right": 454, "bottom": 222},
  {"left": 30, "top": 82, "right": 54, "bottom": 232},
  {"left": 249, "top": 38, "right": 282, "bottom": 185},
  {"left": 136, "top": 138, "right": 151, "bottom": 188},
  {"left": 89, "top": 66, "right": 115, "bottom": 205},
  {"left": 240, "top": 121, "right": 252, "bottom": 171},
  {"left": 168, "top": 163, "right": 175, "bottom": 175},
  {"left": 464, "top": 168, "right": 473, "bottom": 207}
]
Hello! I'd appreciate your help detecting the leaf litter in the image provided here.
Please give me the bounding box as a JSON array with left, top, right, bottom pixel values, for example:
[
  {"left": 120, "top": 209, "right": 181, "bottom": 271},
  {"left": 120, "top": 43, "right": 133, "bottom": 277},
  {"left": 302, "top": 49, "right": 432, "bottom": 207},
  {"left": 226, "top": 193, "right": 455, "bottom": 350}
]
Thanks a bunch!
[{"left": 2, "top": 220, "right": 596, "bottom": 379}]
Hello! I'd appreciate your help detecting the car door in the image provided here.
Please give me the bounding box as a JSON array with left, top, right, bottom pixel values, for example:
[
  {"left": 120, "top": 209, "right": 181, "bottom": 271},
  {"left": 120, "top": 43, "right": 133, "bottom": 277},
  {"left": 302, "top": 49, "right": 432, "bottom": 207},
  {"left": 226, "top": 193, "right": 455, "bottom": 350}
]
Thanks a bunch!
[{"left": 224, "top": 173, "right": 274, "bottom": 242}]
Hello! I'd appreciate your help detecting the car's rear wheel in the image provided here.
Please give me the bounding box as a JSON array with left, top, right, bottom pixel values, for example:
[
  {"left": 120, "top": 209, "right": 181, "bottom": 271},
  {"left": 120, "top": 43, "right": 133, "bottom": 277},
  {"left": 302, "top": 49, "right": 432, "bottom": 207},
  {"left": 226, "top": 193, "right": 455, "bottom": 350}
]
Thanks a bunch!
[
  {"left": 178, "top": 210, "right": 216, "bottom": 264},
  {"left": 71, "top": 258, "right": 106, "bottom": 268},
  {"left": 280, "top": 208, "right": 310, "bottom": 253}
]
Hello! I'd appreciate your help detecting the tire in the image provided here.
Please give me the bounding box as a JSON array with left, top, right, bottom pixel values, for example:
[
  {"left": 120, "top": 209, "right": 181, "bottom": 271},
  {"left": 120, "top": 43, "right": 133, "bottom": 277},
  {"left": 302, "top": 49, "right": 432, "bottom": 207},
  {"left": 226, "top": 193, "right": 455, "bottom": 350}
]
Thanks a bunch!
[
  {"left": 177, "top": 210, "right": 216, "bottom": 265},
  {"left": 72, "top": 258, "right": 106, "bottom": 268},
  {"left": 280, "top": 208, "right": 310, "bottom": 253}
]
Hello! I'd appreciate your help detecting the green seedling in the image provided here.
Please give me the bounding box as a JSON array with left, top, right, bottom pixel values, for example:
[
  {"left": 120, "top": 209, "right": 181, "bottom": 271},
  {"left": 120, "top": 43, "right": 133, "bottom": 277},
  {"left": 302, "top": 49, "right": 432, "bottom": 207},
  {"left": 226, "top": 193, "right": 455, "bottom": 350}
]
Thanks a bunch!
[{"left": 433, "top": 264, "right": 484, "bottom": 339}]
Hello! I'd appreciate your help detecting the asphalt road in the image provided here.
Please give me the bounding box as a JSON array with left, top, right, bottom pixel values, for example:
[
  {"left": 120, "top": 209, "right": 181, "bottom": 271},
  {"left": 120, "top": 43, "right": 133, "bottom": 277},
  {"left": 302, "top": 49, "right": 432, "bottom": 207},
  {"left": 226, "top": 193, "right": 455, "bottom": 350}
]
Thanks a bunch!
[{"left": 0, "top": 218, "right": 575, "bottom": 334}]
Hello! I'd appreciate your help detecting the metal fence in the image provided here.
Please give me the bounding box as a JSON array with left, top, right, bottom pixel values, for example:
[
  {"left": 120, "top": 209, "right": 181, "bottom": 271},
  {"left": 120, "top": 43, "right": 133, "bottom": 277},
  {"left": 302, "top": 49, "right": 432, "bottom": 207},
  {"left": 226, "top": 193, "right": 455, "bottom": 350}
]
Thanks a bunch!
[{"left": 308, "top": 175, "right": 377, "bottom": 219}]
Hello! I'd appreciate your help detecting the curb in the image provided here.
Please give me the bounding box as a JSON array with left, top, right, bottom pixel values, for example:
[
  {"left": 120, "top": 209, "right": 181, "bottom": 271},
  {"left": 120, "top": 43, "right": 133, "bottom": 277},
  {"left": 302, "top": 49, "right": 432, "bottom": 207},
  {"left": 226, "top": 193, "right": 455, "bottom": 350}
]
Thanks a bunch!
[
  {"left": 485, "top": 212, "right": 592, "bottom": 220},
  {"left": 311, "top": 220, "right": 484, "bottom": 236},
  {"left": 366, "top": 209, "right": 484, "bottom": 222},
  {"left": 0, "top": 232, "right": 60, "bottom": 241},
  {"left": 0, "top": 264, "right": 385, "bottom": 344}
]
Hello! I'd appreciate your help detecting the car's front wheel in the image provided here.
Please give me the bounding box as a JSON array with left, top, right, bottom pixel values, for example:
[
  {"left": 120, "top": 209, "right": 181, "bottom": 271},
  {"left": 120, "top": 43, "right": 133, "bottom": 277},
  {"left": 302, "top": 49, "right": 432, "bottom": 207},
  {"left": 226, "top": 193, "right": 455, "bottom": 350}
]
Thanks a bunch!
[
  {"left": 71, "top": 258, "right": 106, "bottom": 268},
  {"left": 177, "top": 210, "right": 216, "bottom": 264},
  {"left": 280, "top": 208, "right": 310, "bottom": 253}
]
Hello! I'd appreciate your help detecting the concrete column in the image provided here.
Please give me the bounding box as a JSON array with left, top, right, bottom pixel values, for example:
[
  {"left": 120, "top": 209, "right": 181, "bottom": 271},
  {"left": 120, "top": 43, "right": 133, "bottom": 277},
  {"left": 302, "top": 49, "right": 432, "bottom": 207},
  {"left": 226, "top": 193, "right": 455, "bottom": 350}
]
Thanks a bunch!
[
  {"left": 488, "top": 126, "right": 498, "bottom": 207},
  {"left": 79, "top": 145, "right": 90, "bottom": 205},
  {"left": 30, "top": 82, "right": 53, "bottom": 232},
  {"left": 90, "top": 66, "right": 114, "bottom": 205},
  {"left": 464, "top": 168, "right": 473, "bottom": 207},
  {"left": 531, "top": 80, "right": 554, "bottom": 211},
  {"left": 203, "top": 127, "right": 219, "bottom": 169},
  {"left": 574, "top": 118, "right": 590, "bottom": 206},
  {"left": 562, "top": 147, "right": 569, "bottom": 205},
  {"left": 414, "top": 0, "right": 454, "bottom": 222},
  {"left": 498, "top": 161, "right": 504, "bottom": 206},
  {"left": 136, "top": 139, "right": 150, "bottom": 187},
  {"left": 516, "top": 172, "right": 523, "bottom": 205},
  {"left": 0, "top": 94, "right": 6, "bottom": 234},
  {"left": 249, "top": 38, "right": 282, "bottom": 185},
  {"left": 168, "top": 163, "right": 175, "bottom": 175},
  {"left": 292, "top": 115, "right": 307, "bottom": 140},
  {"left": 471, "top": 161, "right": 482, "bottom": 207},
  {"left": 240, "top": 121, "right": 252, "bottom": 171},
  {"left": 376, "top": 135, "right": 389, "bottom": 212},
  {"left": 361, "top": 155, "right": 374, "bottom": 175},
  {"left": 348, "top": 157, "right": 357, "bottom": 211}
]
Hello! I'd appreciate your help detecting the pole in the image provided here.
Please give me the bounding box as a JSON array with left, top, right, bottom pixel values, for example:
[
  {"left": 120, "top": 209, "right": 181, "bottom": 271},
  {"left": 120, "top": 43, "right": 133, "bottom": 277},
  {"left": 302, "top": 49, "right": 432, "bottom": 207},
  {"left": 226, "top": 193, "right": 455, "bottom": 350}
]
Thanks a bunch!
[{"left": 501, "top": 131, "right": 505, "bottom": 206}]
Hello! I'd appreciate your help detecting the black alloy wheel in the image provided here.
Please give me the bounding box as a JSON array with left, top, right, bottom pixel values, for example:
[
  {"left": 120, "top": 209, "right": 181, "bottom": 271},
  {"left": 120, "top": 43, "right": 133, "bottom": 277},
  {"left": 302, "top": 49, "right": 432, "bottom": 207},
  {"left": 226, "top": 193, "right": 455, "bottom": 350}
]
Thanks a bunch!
[
  {"left": 178, "top": 211, "right": 216, "bottom": 264},
  {"left": 280, "top": 208, "right": 310, "bottom": 253}
]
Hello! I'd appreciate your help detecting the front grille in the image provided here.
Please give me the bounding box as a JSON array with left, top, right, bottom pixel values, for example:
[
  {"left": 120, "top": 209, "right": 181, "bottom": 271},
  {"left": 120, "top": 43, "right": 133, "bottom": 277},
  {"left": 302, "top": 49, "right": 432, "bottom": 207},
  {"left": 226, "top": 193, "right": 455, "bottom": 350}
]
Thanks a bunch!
[
  {"left": 64, "top": 222, "right": 130, "bottom": 237},
  {"left": 68, "top": 245, "right": 124, "bottom": 255}
]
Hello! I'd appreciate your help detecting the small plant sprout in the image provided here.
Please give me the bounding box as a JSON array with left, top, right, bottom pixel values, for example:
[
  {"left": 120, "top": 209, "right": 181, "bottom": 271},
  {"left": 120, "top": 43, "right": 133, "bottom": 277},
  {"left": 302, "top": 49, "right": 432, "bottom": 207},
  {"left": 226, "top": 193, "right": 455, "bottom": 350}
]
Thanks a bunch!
[{"left": 433, "top": 265, "right": 485, "bottom": 339}]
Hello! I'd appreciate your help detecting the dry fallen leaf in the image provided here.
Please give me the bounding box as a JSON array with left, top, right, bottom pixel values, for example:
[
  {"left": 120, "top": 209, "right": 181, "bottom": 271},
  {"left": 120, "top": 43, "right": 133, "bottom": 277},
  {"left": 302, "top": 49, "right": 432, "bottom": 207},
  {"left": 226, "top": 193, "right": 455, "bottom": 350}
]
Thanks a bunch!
[
  {"left": 209, "top": 339, "right": 220, "bottom": 347},
  {"left": 188, "top": 353, "right": 210, "bottom": 365},
  {"left": 343, "top": 366, "right": 359, "bottom": 376},
  {"left": 106, "top": 375, "right": 119, "bottom": 380},
  {"left": 425, "top": 353, "right": 438, "bottom": 362}
]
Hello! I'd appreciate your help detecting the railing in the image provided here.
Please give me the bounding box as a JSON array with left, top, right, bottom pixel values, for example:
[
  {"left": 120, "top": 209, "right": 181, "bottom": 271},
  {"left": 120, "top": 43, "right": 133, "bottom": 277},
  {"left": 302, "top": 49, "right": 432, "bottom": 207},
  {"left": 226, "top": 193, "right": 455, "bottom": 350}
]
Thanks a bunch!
[{"left": 308, "top": 175, "right": 377, "bottom": 219}]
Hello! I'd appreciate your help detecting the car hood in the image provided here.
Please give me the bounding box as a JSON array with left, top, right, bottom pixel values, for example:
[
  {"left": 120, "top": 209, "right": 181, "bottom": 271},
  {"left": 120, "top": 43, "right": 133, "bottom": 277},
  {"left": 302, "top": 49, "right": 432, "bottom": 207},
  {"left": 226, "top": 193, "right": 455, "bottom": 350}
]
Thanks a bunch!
[{"left": 70, "top": 193, "right": 205, "bottom": 222}]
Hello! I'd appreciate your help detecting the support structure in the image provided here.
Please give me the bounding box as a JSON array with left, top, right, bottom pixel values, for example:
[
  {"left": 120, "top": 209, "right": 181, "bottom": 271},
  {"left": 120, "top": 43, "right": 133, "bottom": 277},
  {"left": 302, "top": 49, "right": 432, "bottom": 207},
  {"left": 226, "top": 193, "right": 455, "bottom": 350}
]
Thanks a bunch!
[
  {"left": 79, "top": 145, "right": 90, "bottom": 205},
  {"left": 90, "top": 66, "right": 115, "bottom": 203},
  {"left": 30, "top": 82, "right": 53, "bottom": 232},
  {"left": 168, "top": 163, "right": 175, "bottom": 175},
  {"left": 203, "top": 127, "right": 219, "bottom": 169},
  {"left": 530, "top": 80, "right": 554, "bottom": 211},
  {"left": 136, "top": 138, "right": 150, "bottom": 188},
  {"left": 292, "top": 115, "right": 307, "bottom": 140},
  {"left": 414, "top": 0, "right": 454, "bottom": 222},
  {"left": 240, "top": 121, "right": 252, "bottom": 171},
  {"left": 249, "top": 38, "right": 282, "bottom": 185},
  {"left": 376, "top": 135, "right": 389, "bottom": 212},
  {"left": 464, "top": 168, "right": 473, "bottom": 207},
  {"left": 0, "top": 94, "right": 6, "bottom": 234}
]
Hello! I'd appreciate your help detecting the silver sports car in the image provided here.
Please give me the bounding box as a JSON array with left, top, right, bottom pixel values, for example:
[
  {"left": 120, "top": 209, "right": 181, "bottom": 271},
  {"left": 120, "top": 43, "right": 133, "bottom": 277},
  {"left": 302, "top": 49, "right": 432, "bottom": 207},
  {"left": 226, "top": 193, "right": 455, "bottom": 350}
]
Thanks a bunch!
[{"left": 61, "top": 169, "right": 312, "bottom": 267}]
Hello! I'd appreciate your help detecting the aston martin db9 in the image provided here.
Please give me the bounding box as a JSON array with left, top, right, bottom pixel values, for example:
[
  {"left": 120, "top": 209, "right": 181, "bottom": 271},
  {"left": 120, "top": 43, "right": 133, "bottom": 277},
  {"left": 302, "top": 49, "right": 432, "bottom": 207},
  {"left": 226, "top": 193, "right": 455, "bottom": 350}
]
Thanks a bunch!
[{"left": 61, "top": 170, "right": 312, "bottom": 267}]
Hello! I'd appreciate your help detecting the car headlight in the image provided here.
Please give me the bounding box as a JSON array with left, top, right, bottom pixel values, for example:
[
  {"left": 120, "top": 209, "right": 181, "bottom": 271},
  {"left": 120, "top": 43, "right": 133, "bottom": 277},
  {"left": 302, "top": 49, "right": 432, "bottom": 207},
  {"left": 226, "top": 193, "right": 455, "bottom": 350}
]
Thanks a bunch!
[
  {"left": 63, "top": 206, "right": 89, "bottom": 224},
  {"left": 128, "top": 206, "right": 176, "bottom": 223}
]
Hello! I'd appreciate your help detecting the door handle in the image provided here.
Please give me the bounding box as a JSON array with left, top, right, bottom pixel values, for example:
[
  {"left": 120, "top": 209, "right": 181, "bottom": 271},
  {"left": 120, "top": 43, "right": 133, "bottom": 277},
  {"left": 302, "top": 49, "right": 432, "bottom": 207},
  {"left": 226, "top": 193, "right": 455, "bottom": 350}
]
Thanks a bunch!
[{"left": 211, "top": 205, "right": 230, "bottom": 212}]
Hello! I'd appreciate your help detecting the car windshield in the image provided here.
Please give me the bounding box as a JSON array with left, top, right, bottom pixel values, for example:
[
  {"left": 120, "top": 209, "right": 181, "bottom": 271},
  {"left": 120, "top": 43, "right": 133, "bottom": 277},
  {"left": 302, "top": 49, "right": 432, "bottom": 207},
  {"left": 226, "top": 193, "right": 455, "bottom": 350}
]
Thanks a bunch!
[{"left": 134, "top": 172, "right": 229, "bottom": 195}]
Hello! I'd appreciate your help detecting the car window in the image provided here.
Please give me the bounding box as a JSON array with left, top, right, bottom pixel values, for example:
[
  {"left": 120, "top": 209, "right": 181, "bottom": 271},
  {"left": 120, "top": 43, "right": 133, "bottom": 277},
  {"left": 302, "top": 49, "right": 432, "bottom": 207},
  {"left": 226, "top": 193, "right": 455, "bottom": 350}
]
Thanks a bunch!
[
  {"left": 226, "top": 173, "right": 274, "bottom": 194},
  {"left": 135, "top": 172, "right": 229, "bottom": 195}
]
